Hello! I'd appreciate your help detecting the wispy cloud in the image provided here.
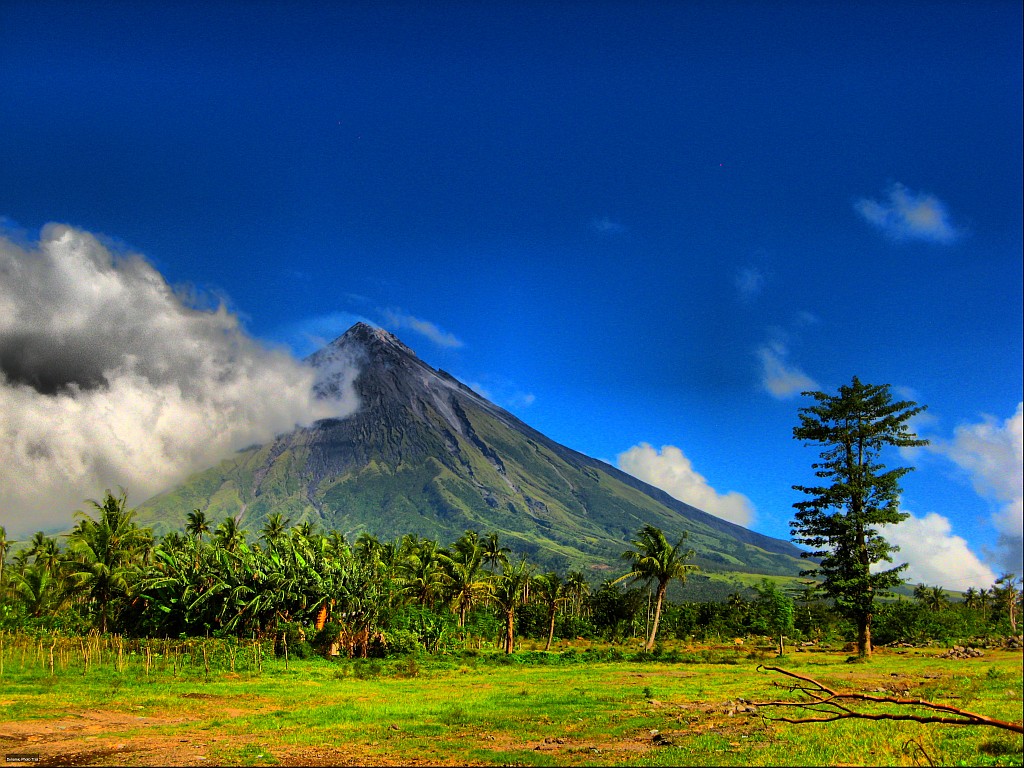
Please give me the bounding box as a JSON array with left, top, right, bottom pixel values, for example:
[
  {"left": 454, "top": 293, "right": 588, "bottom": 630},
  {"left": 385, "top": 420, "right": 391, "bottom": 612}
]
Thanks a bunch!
[
  {"left": 735, "top": 266, "right": 766, "bottom": 301},
  {"left": 928, "top": 403, "right": 1023, "bottom": 574},
  {"left": 854, "top": 182, "right": 961, "bottom": 243},
  {"left": 273, "top": 311, "right": 371, "bottom": 357},
  {"left": 756, "top": 338, "right": 818, "bottom": 399},
  {"left": 617, "top": 443, "right": 755, "bottom": 527},
  {"left": 381, "top": 309, "right": 464, "bottom": 349},
  {"left": 590, "top": 217, "right": 626, "bottom": 235},
  {"left": 879, "top": 509, "right": 998, "bottom": 590}
]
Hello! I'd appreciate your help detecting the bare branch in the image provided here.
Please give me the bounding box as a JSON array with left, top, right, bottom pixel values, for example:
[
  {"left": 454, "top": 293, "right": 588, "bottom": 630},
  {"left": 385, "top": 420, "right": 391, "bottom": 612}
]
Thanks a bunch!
[{"left": 754, "top": 665, "right": 1023, "bottom": 735}]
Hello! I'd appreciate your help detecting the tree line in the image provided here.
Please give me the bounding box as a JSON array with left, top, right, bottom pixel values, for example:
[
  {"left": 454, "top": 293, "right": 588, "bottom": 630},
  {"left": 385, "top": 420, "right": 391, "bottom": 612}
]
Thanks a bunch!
[
  {"left": 1, "top": 376, "right": 1019, "bottom": 658},
  {"left": 0, "top": 496, "right": 1018, "bottom": 657}
]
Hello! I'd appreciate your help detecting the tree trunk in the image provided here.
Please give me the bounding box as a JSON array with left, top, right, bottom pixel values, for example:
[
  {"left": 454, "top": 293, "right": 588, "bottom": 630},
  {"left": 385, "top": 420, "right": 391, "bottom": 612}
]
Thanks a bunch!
[
  {"left": 505, "top": 609, "right": 515, "bottom": 654},
  {"left": 858, "top": 613, "right": 872, "bottom": 657},
  {"left": 315, "top": 603, "right": 329, "bottom": 632},
  {"left": 544, "top": 607, "right": 556, "bottom": 651},
  {"left": 646, "top": 582, "right": 666, "bottom": 651}
]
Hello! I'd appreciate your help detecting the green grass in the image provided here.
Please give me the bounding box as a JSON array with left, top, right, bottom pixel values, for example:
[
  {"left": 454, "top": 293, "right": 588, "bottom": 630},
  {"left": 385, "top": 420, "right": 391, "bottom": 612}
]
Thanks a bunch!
[{"left": 1, "top": 638, "right": 1020, "bottom": 766}]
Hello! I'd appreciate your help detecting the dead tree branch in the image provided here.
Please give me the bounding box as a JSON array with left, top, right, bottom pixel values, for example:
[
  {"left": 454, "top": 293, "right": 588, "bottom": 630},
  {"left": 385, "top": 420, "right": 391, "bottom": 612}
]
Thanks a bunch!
[{"left": 753, "top": 665, "right": 1023, "bottom": 734}]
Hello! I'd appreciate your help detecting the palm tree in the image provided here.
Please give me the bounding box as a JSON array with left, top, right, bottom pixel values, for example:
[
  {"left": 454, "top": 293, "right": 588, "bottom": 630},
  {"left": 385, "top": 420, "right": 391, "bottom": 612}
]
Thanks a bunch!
[
  {"left": 260, "top": 513, "right": 291, "bottom": 549},
  {"left": 564, "top": 570, "right": 590, "bottom": 619},
  {"left": 482, "top": 532, "right": 510, "bottom": 573},
  {"left": 65, "top": 489, "right": 151, "bottom": 633},
  {"left": 491, "top": 558, "right": 533, "bottom": 653},
  {"left": 28, "top": 533, "right": 61, "bottom": 574},
  {"left": 994, "top": 574, "right": 1021, "bottom": 634},
  {"left": 440, "top": 530, "right": 492, "bottom": 627},
  {"left": 15, "top": 562, "right": 63, "bottom": 617},
  {"left": 964, "top": 587, "right": 979, "bottom": 611},
  {"left": 0, "top": 525, "right": 12, "bottom": 596},
  {"left": 398, "top": 537, "right": 445, "bottom": 608},
  {"left": 614, "top": 525, "right": 698, "bottom": 651},
  {"left": 214, "top": 517, "right": 244, "bottom": 553},
  {"left": 354, "top": 532, "right": 382, "bottom": 567},
  {"left": 533, "top": 572, "right": 570, "bottom": 651},
  {"left": 913, "top": 584, "right": 948, "bottom": 612},
  {"left": 185, "top": 509, "right": 210, "bottom": 542}
]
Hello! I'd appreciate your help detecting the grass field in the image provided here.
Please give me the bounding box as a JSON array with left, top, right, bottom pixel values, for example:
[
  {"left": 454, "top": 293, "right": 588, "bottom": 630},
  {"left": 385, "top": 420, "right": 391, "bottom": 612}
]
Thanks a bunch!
[{"left": 1, "top": 636, "right": 1021, "bottom": 766}]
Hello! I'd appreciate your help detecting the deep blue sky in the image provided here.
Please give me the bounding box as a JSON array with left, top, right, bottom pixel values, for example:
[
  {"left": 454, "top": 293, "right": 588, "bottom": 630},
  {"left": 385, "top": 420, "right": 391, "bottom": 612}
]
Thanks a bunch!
[{"left": 2, "top": 0, "right": 1021, "bottom": 588}]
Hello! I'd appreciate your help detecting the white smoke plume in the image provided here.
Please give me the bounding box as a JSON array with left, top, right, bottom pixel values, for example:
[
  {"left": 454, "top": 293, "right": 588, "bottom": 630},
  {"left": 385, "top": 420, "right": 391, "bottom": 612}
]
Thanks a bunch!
[{"left": 0, "top": 223, "right": 358, "bottom": 536}]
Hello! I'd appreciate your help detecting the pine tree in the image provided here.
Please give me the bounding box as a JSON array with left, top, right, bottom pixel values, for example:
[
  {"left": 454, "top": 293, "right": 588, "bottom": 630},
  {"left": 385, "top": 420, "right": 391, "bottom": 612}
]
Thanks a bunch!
[{"left": 791, "top": 376, "right": 927, "bottom": 657}]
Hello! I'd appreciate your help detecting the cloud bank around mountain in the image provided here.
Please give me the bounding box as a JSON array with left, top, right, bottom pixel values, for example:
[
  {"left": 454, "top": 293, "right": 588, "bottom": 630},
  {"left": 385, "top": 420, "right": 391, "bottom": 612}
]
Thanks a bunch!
[
  {"left": 0, "top": 223, "right": 357, "bottom": 536},
  {"left": 617, "top": 443, "right": 756, "bottom": 527}
]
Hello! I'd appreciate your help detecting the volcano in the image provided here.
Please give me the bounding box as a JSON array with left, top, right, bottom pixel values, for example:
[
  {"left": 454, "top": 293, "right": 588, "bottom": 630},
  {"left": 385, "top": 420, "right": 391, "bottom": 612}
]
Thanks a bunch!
[{"left": 137, "top": 323, "right": 805, "bottom": 579}]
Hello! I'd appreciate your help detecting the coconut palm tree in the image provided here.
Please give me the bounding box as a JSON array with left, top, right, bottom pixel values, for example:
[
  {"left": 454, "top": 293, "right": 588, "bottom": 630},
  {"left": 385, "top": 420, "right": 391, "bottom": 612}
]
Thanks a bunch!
[
  {"left": 15, "top": 562, "right": 64, "bottom": 617},
  {"left": 994, "top": 574, "right": 1021, "bottom": 634},
  {"left": 65, "top": 489, "right": 151, "bottom": 633},
  {"left": 214, "top": 517, "right": 244, "bottom": 553},
  {"left": 532, "top": 571, "right": 570, "bottom": 651},
  {"left": 491, "top": 558, "right": 533, "bottom": 653},
  {"left": 260, "top": 513, "right": 291, "bottom": 549},
  {"left": 482, "top": 532, "right": 510, "bottom": 573},
  {"left": 964, "top": 587, "right": 979, "bottom": 611},
  {"left": 439, "top": 531, "right": 492, "bottom": 627},
  {"left": 0, "top": 525, "right": 12, "bottom": 597},
  {"left": 614, "top": 525, "right": 698, "bottom": 651},
  {"left": 398, "top": 537, "right": 445, "bottom": 608},
  {"left": 185, "top": 509, "right": 210, "bottom": 542}
]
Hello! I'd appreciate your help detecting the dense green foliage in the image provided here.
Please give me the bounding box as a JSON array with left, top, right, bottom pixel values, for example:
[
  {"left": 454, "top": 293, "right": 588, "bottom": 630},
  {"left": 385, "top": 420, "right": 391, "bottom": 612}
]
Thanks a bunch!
[
  {"left": 791, "top": 377, "right": 928, "bottom": 657},
  {"left": 1, "top": 498, "right": 1020, "bottom": 656}
]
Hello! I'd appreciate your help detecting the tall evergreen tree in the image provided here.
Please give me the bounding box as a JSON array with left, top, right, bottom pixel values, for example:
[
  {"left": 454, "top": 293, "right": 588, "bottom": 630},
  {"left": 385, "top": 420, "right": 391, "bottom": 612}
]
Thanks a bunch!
[{"left": 791, "top": 376, "right": 927, "bottom": 657}]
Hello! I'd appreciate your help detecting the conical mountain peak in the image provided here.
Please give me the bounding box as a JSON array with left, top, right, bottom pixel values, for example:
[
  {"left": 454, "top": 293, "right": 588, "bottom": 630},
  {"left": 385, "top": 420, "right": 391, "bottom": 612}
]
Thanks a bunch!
[
  {"left": 138, "top": 322, "right": 806, "bottom": 586},
  {"left": 339, "top": 322, "right": 414, "bottom": 355}
]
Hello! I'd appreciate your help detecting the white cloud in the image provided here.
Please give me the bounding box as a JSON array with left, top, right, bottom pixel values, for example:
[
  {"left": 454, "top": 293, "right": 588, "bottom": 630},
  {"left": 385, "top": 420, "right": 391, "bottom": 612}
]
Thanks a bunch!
[
  {"left": 617, "top": 443, "right": 755, "bottom": 527},
  {"left": 854, "top": 182, "right": 961, "bottom": 243},
  {"left": 735, "top": 266, "right": 765, "bottom": 301},
  {"left": 0, "top": 223, "right": 357, "bottom": 536},
  {"left": 381, "top": 308, "right": 464, "bottom": 349},
  {"left": 590, "top": 217, "right": 626, "bottom": 235},
  {"left": 930, "top": 403, "right": 1023, "bottom": 574},
  {"left": 756, "top": 339, "right": 819, "bottom": 399},
  {"left": 879, "top": 511, "right": 997, "bottom": 590}
]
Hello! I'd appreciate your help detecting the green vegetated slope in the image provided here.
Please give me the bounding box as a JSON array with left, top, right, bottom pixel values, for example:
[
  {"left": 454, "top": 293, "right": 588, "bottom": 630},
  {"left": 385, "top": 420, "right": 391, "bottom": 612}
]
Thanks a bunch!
[{"left": 137, "top": 323, "right": 806, "bottom": 581}]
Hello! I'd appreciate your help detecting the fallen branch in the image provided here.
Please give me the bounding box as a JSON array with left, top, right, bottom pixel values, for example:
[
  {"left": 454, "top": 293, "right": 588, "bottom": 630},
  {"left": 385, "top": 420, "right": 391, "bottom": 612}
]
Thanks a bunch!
[{"left": 752, "top": 665, "right": 1023, "bottom": 734}]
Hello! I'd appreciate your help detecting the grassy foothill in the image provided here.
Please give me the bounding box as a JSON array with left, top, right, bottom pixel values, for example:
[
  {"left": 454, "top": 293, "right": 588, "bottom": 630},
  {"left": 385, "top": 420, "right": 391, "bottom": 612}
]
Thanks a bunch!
[{"left": 1, "top": 636, "right": 1021, "bottom": 766}]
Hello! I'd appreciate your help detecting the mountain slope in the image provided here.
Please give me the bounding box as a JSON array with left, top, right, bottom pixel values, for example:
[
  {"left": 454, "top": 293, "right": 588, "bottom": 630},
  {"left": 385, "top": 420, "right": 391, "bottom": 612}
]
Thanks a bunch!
[{"left": 137, "top": 323, "right": 805, "bottom": 576}]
